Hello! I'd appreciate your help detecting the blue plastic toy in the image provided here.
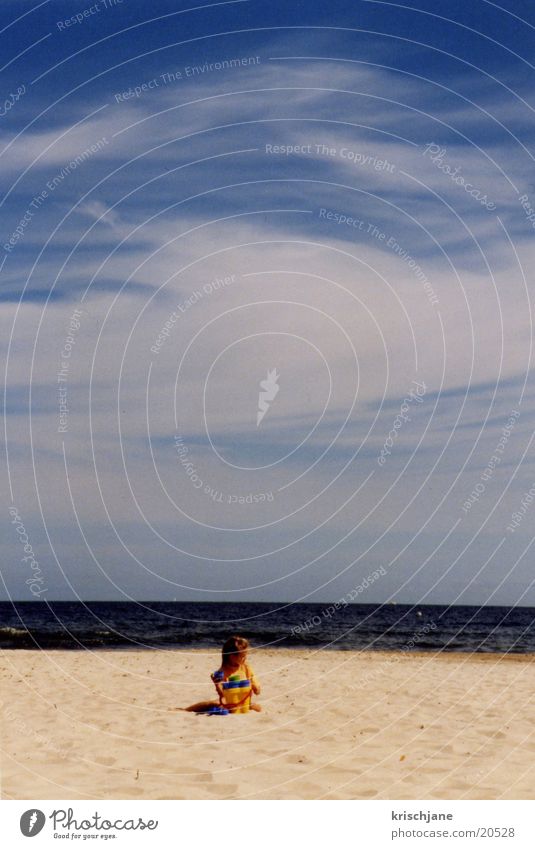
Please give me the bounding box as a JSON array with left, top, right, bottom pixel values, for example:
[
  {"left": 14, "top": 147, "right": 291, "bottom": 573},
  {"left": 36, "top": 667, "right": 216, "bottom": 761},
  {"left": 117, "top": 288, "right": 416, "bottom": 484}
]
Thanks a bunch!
[{"left": 207, "top": 705, "right": 229, "bottom": 716}]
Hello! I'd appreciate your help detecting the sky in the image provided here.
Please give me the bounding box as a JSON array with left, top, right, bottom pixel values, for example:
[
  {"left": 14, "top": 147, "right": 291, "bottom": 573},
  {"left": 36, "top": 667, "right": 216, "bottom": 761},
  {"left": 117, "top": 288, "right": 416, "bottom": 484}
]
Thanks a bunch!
[{"left": 2, "top": 0, "right": 535, "bottom": 604}]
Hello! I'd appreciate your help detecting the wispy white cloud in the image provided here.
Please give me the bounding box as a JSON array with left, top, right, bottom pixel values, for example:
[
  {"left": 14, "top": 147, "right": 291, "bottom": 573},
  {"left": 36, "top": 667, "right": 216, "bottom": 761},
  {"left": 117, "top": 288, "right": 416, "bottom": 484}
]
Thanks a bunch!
[{"left": 3, "top": 29, "right": 535, "bottom": 601}]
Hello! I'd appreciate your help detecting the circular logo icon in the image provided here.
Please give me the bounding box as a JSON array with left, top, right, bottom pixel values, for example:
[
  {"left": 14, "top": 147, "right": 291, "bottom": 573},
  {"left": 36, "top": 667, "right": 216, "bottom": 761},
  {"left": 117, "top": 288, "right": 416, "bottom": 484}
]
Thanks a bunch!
[{"left": 20, "top": 809, "right": 46, "bottom": 837}]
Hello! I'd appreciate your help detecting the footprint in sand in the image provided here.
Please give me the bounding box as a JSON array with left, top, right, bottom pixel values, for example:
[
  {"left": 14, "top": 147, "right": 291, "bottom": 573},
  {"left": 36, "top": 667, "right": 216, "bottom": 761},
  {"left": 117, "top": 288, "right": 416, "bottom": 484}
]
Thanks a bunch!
[
  {"left": 359, "top": 789, "right": 378, "bottom": 798},
  {"left": 117, "top": 785, "right": 145, "bottom": 797},
  {"left": 207, "top": 783, "right": 239, "bottom": 798},
  {"left": 94, "top": 756, "right": 116, "bottom": 766},
  {"left": 286, "top": 754, "right": 311, "bottom": 765},
  {"left": 177, "top": 768, "right": 214, "bottom": 783},
  {"left": 443, "top": 782, "right": 472, "bottom": 795},
  {"left": 193, "top": 772, "right": 214, "bottom": 783}
]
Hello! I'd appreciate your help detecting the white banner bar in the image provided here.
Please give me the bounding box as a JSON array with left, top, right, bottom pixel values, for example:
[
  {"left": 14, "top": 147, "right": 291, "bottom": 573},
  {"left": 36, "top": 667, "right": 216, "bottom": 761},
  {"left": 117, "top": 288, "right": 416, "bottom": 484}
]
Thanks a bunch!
[{"left": 2, "top": 800, "right": 534, "bottom": 848}]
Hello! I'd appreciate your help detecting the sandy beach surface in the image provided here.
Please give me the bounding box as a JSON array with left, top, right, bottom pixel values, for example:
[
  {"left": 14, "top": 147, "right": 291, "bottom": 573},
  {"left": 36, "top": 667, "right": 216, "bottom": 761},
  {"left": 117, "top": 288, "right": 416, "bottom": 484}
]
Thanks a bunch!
[{"left": 2, "top": 648, "right": 535, "bottom": 800}]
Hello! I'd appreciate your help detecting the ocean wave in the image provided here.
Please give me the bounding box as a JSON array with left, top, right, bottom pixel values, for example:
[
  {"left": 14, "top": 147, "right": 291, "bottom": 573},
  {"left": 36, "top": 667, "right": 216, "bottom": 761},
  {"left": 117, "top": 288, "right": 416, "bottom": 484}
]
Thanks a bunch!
[{"left": 1, "top": 602, "right": 534, "bottom": 652}]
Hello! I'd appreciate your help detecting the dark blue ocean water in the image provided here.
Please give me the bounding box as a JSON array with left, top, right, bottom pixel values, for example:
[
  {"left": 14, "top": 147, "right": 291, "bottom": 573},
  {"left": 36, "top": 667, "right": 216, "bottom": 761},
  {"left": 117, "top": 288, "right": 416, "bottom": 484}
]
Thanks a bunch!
[{"left": 1, "top": 601, "right": 535, "bottom": 652}]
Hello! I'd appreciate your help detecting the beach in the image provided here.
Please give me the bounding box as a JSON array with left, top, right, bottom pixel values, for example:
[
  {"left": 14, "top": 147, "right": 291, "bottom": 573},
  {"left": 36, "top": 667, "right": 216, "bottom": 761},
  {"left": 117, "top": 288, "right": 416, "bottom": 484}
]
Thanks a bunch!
[{"left": 2, "top": 648, "right": 535, "bottom": 800}]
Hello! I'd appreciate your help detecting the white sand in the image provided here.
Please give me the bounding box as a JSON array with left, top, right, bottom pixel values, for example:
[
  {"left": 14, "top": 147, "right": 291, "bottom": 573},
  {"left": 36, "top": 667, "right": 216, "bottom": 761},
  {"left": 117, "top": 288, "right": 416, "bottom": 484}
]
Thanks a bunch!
[{"left": 2, "top": 648, "right": 535, "bottom": 799}]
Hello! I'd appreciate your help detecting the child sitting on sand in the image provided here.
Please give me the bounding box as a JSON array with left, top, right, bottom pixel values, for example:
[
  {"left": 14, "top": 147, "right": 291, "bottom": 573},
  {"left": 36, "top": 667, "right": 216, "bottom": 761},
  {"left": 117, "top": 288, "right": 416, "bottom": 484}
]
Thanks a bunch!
[{"left": 185, "top": 635, "right": 262, "bottom": 713}]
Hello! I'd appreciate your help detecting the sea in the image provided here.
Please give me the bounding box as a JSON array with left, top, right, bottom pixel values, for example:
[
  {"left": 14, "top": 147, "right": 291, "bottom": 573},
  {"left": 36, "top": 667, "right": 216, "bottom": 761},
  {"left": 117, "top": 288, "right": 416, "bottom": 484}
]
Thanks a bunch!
[{"left": 1, "top": 601, "right": 535, "bottom": 653}]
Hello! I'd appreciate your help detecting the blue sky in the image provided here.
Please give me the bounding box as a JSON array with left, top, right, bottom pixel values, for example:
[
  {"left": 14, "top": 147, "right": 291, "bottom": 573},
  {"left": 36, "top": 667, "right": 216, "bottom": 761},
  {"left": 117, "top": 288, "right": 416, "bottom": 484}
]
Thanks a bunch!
[{"left": 2, "top": 0, "right": 535, "bottom": 603}]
